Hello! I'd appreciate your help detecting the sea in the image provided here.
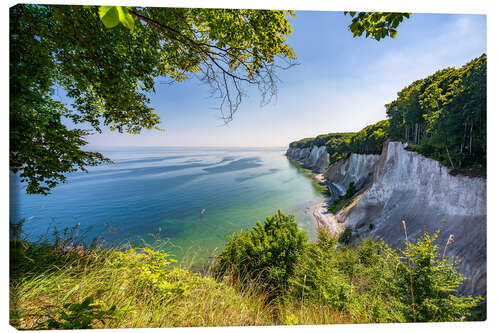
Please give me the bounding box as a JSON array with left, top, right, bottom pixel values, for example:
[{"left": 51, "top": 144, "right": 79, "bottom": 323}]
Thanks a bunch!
[{"left": 10, "top": 147, "right": 325, "bottom": 266}]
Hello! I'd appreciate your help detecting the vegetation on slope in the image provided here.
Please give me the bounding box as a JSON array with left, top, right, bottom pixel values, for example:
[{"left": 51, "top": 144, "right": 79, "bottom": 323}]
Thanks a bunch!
[
  {"left": 288, "top": 54, "right": 486, "bottom": 173},
  {"left": 326, "top": 120, "right": 389, "bottom": 164},
  {"left": 213, "top": 211, "right": 308, "bottom": 301},
  {"left": 10, "top": 239, "right": 275, "bottom": 329},
  {"left": 327, "top": 182, "right": 360, "bottom": 215},
  {"left": 10, "top": 211, "right": 483, "bottom": 329},
  {"left": 214, "top": 213, "right": 483, "bottom": 323},
  {"left": 289, "top": 132, "right": 355, "bottom": 149}
]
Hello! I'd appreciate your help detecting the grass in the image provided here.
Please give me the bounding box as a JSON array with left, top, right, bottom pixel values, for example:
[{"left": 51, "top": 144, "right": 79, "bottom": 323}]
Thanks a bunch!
[
  {"left": 10, "top": 241, "right": 270, "bottom": 328},
  {"left": 9, "top": 237, "right": 355, "bottom": 329},
  {"left": 10, "top": 216, "right": 485, "bottom": 329}
]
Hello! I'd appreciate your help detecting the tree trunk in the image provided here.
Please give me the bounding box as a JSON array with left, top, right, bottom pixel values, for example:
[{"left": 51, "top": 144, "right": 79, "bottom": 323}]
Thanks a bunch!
[
  {"left": 469, "top": 122, "right": 473, "bottom": 156},
  {"left": 417, "top": 124, "right": 422, "bottom": 144},
  {"left": 418, "top": 123, "right": 421, "bottom": 144},
  {"left": 414, "top": 123, "right": 418, "bottom": 144},
  {"left": 461, "top": 122, "right": 467, "bottom": 153},
  {"left": 446, "top": 145, "right": 455, "bottom": 169}
]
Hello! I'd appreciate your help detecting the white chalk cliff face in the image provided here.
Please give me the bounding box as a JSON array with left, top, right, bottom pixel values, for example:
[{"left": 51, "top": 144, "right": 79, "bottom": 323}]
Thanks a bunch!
[
  {"left": 286, "top": 145, "right": 330, "bottom": 172},
  {"left": 324, "top": 153, "right": 380, "bottom": 193},
  {"left": 325, "top": 141, "right": 486, "bottom": 296}
]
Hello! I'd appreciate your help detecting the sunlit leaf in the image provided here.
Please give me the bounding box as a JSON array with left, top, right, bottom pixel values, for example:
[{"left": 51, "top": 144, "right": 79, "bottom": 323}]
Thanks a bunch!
[
  {"left": 117, "top": 7, "right": 135, "bottom": 31},
  {"left": 98, "top": 6, "right": 120, "bottom": 28}
]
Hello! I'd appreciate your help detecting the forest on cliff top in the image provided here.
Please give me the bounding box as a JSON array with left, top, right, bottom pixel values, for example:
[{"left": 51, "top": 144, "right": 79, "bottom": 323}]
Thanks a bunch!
[{"left": 290, "top": 54, "right": 486, "bottom": 172}]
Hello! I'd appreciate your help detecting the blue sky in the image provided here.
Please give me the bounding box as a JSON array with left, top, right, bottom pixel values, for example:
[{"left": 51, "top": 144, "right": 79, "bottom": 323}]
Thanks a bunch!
[{"left": 84, "top": 11, "right": 486, "bottom": 148}]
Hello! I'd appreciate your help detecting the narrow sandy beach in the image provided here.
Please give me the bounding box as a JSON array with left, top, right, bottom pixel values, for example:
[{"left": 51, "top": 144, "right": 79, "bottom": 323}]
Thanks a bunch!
[{"left": 311, "top": 173, "right": 344, "bottom": 235}]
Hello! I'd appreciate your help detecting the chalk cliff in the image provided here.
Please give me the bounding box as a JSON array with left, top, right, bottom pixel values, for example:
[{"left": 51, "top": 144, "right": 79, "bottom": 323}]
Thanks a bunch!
[
  {"left": 323, "top": 141, "right": 486, "bottom": 296},
  {"left": 286, "top": 145, "right": 330, "bottom": 173},
  {"left": 323, "top": 153, "right": 380, "bottom": 194}
]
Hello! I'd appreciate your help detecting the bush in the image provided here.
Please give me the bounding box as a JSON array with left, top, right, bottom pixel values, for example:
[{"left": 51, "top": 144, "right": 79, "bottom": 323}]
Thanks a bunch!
[
  {"left": 290, "top": 228, "right": 482, "bottom": 323},
  {"left": 213, "top": 210, "right": 308, "bottom": 300},
  {"left": 35, "top": 296, "right": 130, "bottom": 329},
  {"left": 338, "top": 227, "right": 353, "bottom": 245},
  {"left": 390, "top": 231, "right": 483, "bottom": 322},
  {"left": 107, "top": 247, "right": 201, "bottom": 298},
  {"left": 290, "top": 228, "right": 351, "bottom": 310}
]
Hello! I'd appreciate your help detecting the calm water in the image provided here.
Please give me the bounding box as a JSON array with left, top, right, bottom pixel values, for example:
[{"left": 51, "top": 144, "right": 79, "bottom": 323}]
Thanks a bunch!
[{"left": 10, "top": 147, "right": 324, "bottom": 265}]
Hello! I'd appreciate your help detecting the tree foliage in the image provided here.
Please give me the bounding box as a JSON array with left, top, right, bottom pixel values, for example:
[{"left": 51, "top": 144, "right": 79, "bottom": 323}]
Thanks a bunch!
[
  {"left": 289, "top": 55, "right": 486, "bottom": 172},
  {"left": 345, "top": 12, "right": 411, "bottom": 41},
  {"left": 289, "top": 120, "right": 389, "bottom": 165},
  {"left": 340, "top": 120, "right": 390, "bottom": 156},
  {"left": 10, "top": 4, "right": 297, "bottom": 194},
  {"left": 289, "top": 132, "right": 355, "bottom": 150},
  {"left": 386, "top": 54, "right": 486, "bottom": 170},
  {"left": 98, "top": 6, "right": 135, "bottom": 30}
]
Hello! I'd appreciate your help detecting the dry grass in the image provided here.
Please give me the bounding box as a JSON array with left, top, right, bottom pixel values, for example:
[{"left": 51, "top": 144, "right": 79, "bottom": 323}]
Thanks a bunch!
[
  {"left": 10, "top": 240, "right": 354, "bottom": 329},
  {"left": 276, "top": 300, "right": 353, "bottom": 325}
]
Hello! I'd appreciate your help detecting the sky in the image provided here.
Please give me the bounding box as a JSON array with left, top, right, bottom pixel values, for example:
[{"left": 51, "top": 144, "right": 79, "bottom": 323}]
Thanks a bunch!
[{"left": 79, "top": 10, "right": 487, "bottom": 148}]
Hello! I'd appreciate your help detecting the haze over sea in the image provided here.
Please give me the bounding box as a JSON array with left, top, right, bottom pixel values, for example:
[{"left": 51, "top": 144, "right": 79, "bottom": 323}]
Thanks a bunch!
[{"left": 10, "top": 147, "right": 324, "bottom": 265}]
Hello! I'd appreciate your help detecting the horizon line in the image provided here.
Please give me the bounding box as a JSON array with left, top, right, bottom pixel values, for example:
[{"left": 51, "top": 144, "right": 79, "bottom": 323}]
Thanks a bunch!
[{"left": 85, "top": 145, "right": 290, "bottom": 149}]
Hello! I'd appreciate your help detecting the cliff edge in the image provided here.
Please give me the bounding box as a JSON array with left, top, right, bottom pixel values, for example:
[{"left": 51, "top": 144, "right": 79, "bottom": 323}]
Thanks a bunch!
[{"left": 324, "top": 141, "right": 486, "bottom": 296}]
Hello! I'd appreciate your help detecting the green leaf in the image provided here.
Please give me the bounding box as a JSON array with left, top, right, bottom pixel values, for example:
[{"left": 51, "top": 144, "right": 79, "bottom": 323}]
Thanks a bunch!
[
  {"left": 118, "top": 7, "right": 135, "bottom": 31},
  {"left": 98, "top": 6, "right": 120, "bottom": 29},
  {"left": 390, "top": 29, "right": 397, "bottom": 38},
  {"left": 98, "top": 6, "right": 134, "bottom": 31}
]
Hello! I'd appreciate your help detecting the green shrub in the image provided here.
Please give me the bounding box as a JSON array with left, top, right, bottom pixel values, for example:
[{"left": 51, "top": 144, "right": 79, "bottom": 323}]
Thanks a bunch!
[
  {"left": 391, "top": 231, "right": 483, "bottom": 322},
  {"left": 338, "top": 227, "right": 353, "bottom": 245},
  {"left": 290, "top": 229, "right": 351, "bottom": 310},
  {"left": 291, "top": 229, "right": 481, "bottom": 323},
  {"left": 213, "top": 210, "right": 308, "bottom": 300},
  {"left": 107, "top": 247, "right": 201, "bottom": 298}
]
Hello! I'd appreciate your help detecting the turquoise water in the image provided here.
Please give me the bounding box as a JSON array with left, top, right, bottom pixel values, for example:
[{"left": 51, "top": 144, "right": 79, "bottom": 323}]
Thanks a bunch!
[{"left": 10, "top": 147, "right": 324, "bottom": 265}]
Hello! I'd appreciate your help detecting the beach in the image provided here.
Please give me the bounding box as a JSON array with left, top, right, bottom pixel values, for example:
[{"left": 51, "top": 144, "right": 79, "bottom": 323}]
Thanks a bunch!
[{"left": 311, "top": 173, "right": 344, "bottom": 235}]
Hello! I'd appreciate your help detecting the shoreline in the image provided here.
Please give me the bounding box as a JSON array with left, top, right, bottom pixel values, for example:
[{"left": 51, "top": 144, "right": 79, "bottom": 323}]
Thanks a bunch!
[
  {"left": 311, "top": 173, "right": 344, "bottom": 235},
  {"left": 285, "top": 153, "right": 343, "bottom": 235}
]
